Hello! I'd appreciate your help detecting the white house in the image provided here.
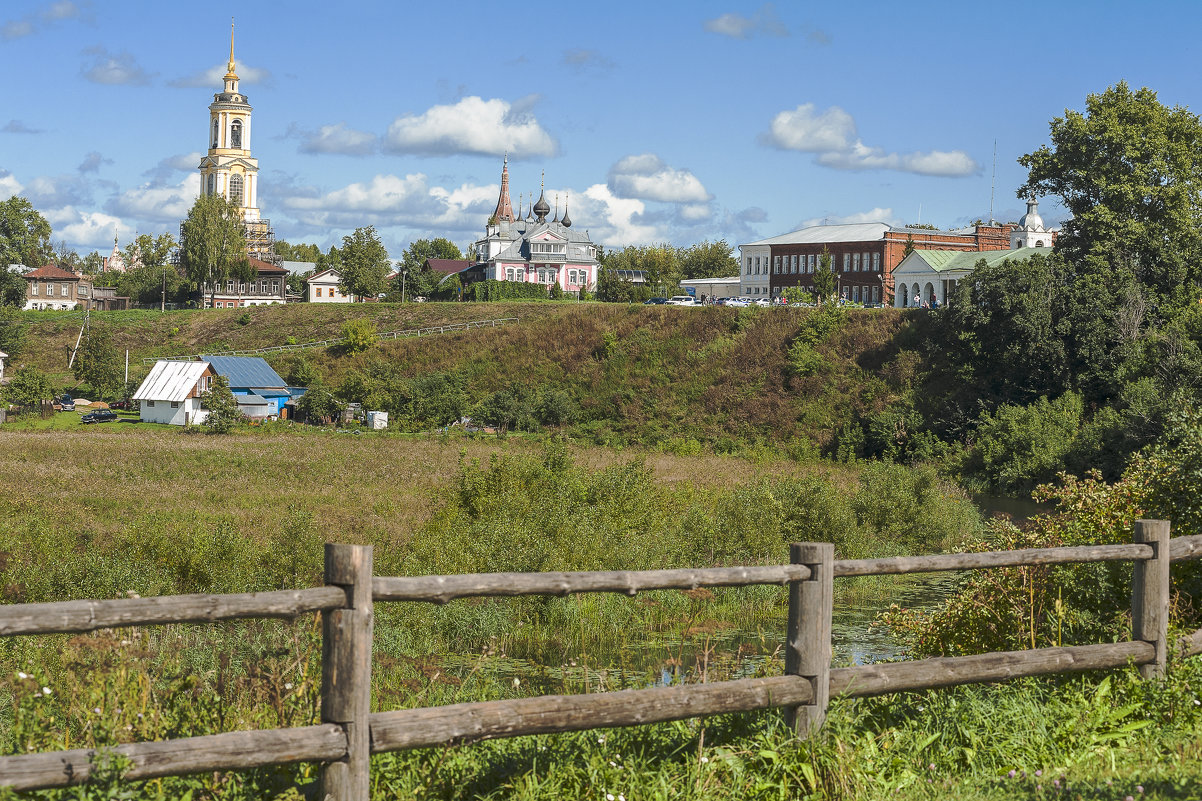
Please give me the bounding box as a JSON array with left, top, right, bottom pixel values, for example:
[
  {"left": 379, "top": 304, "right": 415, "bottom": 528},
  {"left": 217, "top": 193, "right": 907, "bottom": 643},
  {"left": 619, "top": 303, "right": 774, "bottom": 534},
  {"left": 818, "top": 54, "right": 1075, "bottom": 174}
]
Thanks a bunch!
[
  {"left": 892, "top": 246, "right": 1046, "bottom": 308},
  {"left": 306, "top": 269, "right": 355, "bottom": 303},
  {"left": 132, "top": 360, "right": 217, "bottom": 425}
]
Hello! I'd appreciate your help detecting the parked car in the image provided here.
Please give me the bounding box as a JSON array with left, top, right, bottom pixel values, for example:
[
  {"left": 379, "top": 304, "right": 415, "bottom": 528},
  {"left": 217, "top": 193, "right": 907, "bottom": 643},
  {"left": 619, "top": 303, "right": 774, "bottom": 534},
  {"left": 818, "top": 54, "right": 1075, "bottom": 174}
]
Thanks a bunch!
[
  {"left": 80, "top": 409, "right": 119, "bottom": 424},
  {"left": 58, "top": 394, "right": 75, "bottom": 412},
  {"left": 725, "top": 297, "right": 750, "bottom": 307},
  {"left": 643, "top": 297, "right": 669, "bottom": 305},
  {"left": 110, "top": 398, "right": 135, "bottom": 410},
  {"left": 664, "top": 295, "right": 698, "bottom": 306}
]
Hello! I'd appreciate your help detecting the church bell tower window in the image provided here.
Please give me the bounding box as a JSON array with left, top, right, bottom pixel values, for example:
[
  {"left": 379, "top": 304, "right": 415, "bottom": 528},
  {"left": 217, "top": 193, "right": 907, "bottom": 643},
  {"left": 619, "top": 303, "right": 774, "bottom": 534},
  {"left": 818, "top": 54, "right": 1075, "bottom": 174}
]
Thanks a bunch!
[
  {"left": 207, "top": 174, "right": 216, "bottom": 195},
  {"left": 231, "top": 120, "right": 242, "bottom": 149},
  {"left": 211, "top": 119, "right": 219, "bottom": 148},
  {"left": 229, "top": 174, "right": 243, "bottom": 206}
]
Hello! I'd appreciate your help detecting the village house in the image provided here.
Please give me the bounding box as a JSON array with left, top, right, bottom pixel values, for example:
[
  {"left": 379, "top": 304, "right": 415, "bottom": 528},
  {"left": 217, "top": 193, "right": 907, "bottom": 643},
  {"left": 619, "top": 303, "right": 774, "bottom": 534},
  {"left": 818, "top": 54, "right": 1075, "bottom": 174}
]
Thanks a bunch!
[
  {"left": 305, "top": 268, "right": 355, "bottom": 302},
  {"left": 201, "top": 355, "right": 292, "bottom": 418},
  {"left": 133, "top": 360, "right": 218, "bottom": 426},
  {"left": 22, "top": 264, "right": 91, "bottom": 310},
  {"left": 200, "top": 256, "right": 288, "bottom": 308}
]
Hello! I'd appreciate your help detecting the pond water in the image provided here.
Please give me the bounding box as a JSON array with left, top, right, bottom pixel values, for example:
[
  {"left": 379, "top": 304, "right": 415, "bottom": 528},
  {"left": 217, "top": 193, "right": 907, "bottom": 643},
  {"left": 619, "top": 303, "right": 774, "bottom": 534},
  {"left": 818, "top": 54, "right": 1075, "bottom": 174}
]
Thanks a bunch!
[{"left": 434, "top": 495, "right": 1042, "bottom": 688}]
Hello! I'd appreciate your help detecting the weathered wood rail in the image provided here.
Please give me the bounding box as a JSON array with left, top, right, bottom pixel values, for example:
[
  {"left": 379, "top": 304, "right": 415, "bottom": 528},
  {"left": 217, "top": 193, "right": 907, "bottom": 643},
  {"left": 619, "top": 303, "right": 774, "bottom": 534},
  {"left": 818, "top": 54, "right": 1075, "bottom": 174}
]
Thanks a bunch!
[{"left": 3, "top": 523, "right": 1201, "bottom": 797}]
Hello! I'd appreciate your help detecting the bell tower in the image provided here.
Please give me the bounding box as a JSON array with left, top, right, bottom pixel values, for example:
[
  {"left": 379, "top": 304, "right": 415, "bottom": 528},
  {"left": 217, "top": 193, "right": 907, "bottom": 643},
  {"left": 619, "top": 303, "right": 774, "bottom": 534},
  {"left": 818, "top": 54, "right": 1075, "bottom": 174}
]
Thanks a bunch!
[{"left": 198, "top": 19, "right": 260, "bottom": 223}]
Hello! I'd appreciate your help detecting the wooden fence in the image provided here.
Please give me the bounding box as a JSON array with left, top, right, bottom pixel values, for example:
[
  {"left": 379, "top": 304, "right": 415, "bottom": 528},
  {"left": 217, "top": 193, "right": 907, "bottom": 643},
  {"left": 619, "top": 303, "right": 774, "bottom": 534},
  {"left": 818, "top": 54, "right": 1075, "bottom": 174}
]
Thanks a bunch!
[
  {"left": 140, "top": 317, "right": 519, "bottom": 364},
  {"left": 2, "top": 520, "right": 1201, "bottom": 797}
]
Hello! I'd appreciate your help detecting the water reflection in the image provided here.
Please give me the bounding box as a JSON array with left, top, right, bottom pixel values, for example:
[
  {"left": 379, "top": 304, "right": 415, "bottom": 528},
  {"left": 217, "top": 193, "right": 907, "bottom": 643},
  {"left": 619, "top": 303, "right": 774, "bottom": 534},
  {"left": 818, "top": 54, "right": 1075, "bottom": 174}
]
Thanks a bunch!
[{"left": 431, "top": 573, "right": 961, "bottom": 690}]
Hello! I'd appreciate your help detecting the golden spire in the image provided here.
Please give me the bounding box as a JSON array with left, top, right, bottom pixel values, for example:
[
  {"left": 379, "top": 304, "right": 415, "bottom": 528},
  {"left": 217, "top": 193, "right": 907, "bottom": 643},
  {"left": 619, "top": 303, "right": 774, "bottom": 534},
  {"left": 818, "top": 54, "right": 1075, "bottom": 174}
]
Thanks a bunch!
[{"left": 225, "top": 17, "right": 238, "bottom": 80}]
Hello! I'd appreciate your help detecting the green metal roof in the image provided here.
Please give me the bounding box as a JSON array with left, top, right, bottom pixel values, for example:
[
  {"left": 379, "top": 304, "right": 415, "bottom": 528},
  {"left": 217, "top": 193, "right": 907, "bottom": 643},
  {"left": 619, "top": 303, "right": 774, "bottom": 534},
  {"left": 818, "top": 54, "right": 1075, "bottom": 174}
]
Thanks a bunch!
[{"left": 909, "top": 246, "right": 1047, "bottom": 273}]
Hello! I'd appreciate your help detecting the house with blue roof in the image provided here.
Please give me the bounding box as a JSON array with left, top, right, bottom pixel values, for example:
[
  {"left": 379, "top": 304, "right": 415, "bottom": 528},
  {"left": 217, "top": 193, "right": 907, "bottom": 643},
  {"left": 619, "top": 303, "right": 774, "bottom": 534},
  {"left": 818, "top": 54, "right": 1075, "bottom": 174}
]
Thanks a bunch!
[{"left": 201, "top": 355, "right": 292, "bottom": 419}]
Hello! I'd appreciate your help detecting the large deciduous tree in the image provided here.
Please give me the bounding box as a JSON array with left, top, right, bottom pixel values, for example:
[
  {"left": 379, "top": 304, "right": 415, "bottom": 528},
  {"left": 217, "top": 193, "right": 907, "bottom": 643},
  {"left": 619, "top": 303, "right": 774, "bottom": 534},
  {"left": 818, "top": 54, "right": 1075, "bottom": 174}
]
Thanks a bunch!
[
  {"left": 73, "top": 323, "right": 124, "bottom": 400},
  {"left": 679, "top": 240, "right": 739, "bottom": 279},
  {"left": 337, "top": 225, "right": 390, "bottom": 300},
  {"left": 1018, "top": 82, "right": 1202, "bottom": 299},
  {"left": 116, "top": 232, "right": 182, "bottom": 308},
  {"left": 0, "top": 196, "right": 52, "bottom": 268},
  {"left": 180, "top": 194, "right": 252, "bottom": 308}
]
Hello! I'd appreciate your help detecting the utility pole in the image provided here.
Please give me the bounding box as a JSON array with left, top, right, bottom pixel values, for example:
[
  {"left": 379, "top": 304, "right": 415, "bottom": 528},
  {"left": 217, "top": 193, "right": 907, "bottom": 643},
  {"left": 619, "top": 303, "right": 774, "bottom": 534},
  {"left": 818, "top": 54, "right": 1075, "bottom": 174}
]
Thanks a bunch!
[{"left": 161, "top": 267, "right": 166, "bottom": 312}]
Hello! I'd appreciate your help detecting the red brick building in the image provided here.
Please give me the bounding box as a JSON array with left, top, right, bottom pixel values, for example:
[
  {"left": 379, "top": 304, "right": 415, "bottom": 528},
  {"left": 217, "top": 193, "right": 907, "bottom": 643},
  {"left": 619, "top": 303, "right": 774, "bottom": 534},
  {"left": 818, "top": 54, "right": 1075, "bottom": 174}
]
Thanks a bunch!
[{"left": 739, "top": 221, "right": 1020, "bottom": 305}]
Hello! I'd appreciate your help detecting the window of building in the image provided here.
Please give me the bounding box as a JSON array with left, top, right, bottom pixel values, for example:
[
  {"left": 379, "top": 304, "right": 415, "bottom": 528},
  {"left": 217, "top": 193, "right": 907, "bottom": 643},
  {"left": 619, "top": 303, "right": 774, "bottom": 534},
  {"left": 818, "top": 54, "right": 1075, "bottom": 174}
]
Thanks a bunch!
[
  {"left": 872, "top": 253, "right": 880, "bottom": 271},
  {"left": 79, "top": 285, "right": 88, "bottom": 297},
  {"left": 207, "top": 174, "right": 215, "bottom": 196},
  {"left": 239, "top": 283, "right": 246, "bottom": 293},
  {"left": 792, "top": 255, "right": 798, "bottom": 273},
  {"left": 229, "top": 174, "right": 243, "bottom": 206},
  {"left": 231, "top": 119, "right": 243, "bottom": 149},
  {"left": 226, "top": 280, "right": 234, "bottom": 292},
  {"left": 755, "top": 257, "right": 760, "bottom": 274},
  {"left": 171, "top": 401, "right": 180, "bottom": 408},
  {"left": 147, "top": 400, "right": 155, "bottom": 407},
  {"left": 272, "top": 281, "right": 279, "bottom": 294},
  {"left": 872, "top": 286, "right": 880, "bottom": 303},
  {"left": 31, "top": 282, "right": 38, "bottom": 296},
  {"left": 842, "top": 253, "right": 850, "bottom": 271},
  {"left": 853, "top": 286, "right": 861, "bottom": 302},
  {"left": 773, "top": 256, "right": 780, "bottom": 273},
  {"left": 745, "top": 257, "right": 751, "bottom": 274},
  {"left": 315, "top": 287, "right": 322, "bottom": 297},
  {"left": 212, "top": 119, "right": 219, "bottom": 148},
  {"left": 853, "top": 253, "right": 861, "bottom": 272}
]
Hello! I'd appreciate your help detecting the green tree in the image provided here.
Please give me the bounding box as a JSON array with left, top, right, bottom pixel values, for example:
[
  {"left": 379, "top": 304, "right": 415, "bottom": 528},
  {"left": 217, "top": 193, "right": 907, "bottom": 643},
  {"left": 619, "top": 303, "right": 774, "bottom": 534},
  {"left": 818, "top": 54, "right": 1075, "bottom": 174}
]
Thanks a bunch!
[
  {"left": 180, "top": 194, "right": 252, "bottom": 308},
  {"left": 0, "top": 196, "right": 52, "bottom": 268},
  {"left": 812, "top": 249, "right": 835, "bottom": 305},
  {"left": 0, "top": 268, "right": 25, "bottom": 306},
  {"left": 1019, "top": 82, "right": 1202, "bottom": 299},
  {"left": 72, "top": 324, "right": 123, "bottom": 400},
  {"left": 122, "top": 232, "right": 177, "bottom": 272},
  {"left": 80, "top": 251, "right": 104, "bottom": 275},
  {"left": 679, "top": 240, "right": 738, "bottom": 279},
  {"left": 200, "top": 374, "right": 243, "bottom": 433},
  {"left": 337, "top": 226, "right": 390, "bottom": 300},
  {"left": 0, "top": 305, "right": 27, "bottom": 355},
  {"left": 296, "top": 381, "right": 346, "bottom": 426},
  {"left": 273, "top": 240, "right": 323, "bottom": 262},
  {"left": 399, "top": 237, "right": 462, "bottom": 274},
  {"left": 2, "top": 364, "right": 54, "bottom": 408}
]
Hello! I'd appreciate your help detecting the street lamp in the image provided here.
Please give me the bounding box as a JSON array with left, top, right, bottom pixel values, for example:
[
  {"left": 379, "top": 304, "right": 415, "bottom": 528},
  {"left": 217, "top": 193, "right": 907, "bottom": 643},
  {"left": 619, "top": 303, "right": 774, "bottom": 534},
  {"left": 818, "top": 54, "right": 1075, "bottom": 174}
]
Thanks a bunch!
[{"left": 401, "top": 269, "right": 408, "bottom": 303}]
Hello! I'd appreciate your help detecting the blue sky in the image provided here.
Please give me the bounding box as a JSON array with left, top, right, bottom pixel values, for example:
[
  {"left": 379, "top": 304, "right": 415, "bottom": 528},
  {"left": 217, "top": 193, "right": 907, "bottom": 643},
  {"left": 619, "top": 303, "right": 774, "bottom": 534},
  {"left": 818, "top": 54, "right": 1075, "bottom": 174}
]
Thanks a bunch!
[{"left": 2, "top": 0, "right": 1199, "bottom": 258}]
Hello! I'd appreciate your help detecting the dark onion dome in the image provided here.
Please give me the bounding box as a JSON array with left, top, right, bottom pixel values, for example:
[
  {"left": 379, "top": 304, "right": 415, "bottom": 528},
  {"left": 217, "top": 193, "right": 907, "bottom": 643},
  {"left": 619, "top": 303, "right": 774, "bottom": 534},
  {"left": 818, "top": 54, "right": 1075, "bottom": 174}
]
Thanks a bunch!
[
  {"left": 533, "top": 189, "right": 550, "bottom": 222},
  {"left": 560, "top": 196, "right": 572, "bottom": 228}
]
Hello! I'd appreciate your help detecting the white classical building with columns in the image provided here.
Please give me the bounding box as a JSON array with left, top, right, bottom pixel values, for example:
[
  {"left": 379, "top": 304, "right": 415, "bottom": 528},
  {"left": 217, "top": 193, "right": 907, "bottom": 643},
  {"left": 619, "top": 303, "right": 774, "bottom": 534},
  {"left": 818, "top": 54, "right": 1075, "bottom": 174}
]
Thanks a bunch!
[{"left": 893, "top": 199, "right": 1057, "bottom": 308}]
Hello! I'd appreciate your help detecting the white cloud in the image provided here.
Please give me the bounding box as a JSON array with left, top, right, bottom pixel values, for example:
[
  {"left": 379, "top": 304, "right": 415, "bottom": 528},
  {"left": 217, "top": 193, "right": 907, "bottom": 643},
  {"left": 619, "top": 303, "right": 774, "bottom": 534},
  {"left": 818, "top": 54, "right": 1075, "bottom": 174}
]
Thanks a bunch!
[
  {"left": 2, "top": 1, "right": 82, "bottom": 40},
  {"left": 0, "top": 169, "right": 23, "bottom": 196},
  {"left": 81, "top": 46, "right": 153, "bottom": 86},
  {"left": 45, "top": 207, "right": 129, "bottom": 252},
  {"left": 704, "top": 4, "right": 787, "bottom": 39},
  {"left": 563, "top": 48, "right": 614, "bottom": 71},
  {"left": 797, "top": 207, "right": 900, "bottom": 228},
  {"left": 298, "top": 123, "right": 378, "bottom": 156},
  {"left": 764, "top": 103, "right": 979, "bottom": 177},
  {"left": 281, "top": 173, "right": 493, "bottom": 234},
  {"left": 607, "top": 154, "right": 711, "bottom": 204},
  {"left": 78, "top": 151, "right": 112, "bottom": 173},
  {"left": 384, "top": 96, "right": 557, "bottom": 158},
  {"left": 106, "top": 176, "right": 196, "bottom": 223},
  {"left": 579, "top": 184, "right": 661, "bottom": 245},
  {"left": 763, "top": 103, "right": 856, "bottom": 152},
  {"left": 3, "top": 119, "right": 44, "bottom": 134},
  {"left": 169, "top": 62, "right": 272, "bottom": 88}
]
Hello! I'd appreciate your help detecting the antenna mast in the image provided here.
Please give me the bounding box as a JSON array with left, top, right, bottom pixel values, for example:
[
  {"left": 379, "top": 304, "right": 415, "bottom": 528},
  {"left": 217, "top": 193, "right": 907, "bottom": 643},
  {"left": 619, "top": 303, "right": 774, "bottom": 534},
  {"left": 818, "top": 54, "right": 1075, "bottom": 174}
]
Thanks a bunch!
[{"left": 989, "top": 139, "right": 997, "bottom": 224}]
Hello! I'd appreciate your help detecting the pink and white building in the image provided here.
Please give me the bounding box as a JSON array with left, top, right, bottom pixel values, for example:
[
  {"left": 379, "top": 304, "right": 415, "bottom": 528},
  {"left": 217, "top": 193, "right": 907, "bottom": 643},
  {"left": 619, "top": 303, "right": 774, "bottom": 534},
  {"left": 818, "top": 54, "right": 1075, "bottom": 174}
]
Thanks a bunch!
[{"left": 470, "top": 159, "right": 600, "bottom": 296}]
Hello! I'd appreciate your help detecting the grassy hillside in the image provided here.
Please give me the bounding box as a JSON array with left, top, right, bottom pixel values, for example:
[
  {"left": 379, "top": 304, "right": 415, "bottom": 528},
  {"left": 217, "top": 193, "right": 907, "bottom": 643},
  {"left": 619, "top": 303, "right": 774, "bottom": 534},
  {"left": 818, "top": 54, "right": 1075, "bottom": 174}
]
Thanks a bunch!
[{"left": 11, "top": 302, "right": 914, "bottom": 450}]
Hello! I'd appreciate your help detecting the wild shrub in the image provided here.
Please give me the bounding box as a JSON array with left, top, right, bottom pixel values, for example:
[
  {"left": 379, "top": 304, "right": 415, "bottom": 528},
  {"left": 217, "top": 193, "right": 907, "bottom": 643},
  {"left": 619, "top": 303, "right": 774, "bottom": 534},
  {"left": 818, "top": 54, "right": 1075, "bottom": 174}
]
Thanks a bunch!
[
  {"left": 199, "top": 374, "right": 243, "bottom": 434},
  {"left": 338, "top": 317, "right": 377, "bottom": 355},
  {"left": 969, "top": 392, "right": 1085, "bottom": 492}
]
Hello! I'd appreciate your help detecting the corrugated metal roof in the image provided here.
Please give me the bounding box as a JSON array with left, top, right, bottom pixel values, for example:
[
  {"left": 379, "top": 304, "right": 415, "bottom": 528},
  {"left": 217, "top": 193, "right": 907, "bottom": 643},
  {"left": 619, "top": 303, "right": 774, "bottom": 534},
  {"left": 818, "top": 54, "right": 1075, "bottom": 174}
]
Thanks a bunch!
[
  {"left": 133, "top": 360, "right": 211, "bottom": 402},
  {"left": 742, "top": 222, "right": 892, "bottom": 247},
  {"left": 898, "top": 246, "right": 1047, "bottom": 274},
  {"left": 202, "top": 355, "right": 287, "bottom": 390}
]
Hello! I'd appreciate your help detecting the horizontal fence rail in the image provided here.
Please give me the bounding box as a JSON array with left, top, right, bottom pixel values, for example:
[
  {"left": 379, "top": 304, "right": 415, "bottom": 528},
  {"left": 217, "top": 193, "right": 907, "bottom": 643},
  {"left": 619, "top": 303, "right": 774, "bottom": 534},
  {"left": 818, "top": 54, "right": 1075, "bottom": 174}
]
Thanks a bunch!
[
  {"left": 3, "top": 521, "right": 1202, "bottom": 797},
  {"left": 141, "top": 318, "right": 517, "bottom": 364},
  {"left": 372, "top": 564, "right": 813, "bottom": 604}
]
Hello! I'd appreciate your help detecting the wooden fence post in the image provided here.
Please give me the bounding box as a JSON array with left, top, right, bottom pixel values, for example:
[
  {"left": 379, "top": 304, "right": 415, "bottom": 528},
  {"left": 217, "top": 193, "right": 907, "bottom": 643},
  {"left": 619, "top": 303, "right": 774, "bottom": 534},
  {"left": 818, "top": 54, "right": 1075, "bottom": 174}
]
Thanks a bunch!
[
  {"left": 785, "top": 542, "right": 833, "bottom": 736},
  {"left": 1131, "top": 519, "right": 1170, "bottom": 679},
  {"left": 321, "top": 544, "right": 373, "bottom": 801}
]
